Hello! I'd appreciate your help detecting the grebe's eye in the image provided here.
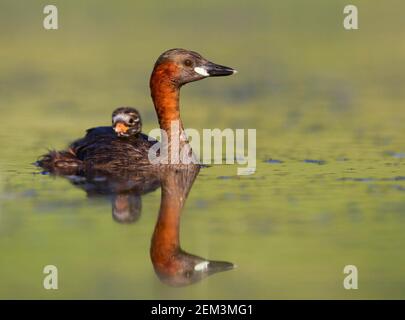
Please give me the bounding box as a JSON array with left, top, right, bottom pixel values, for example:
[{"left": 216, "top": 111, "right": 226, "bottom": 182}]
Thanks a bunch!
[
  {"left": 184, "top": 59, "right": 193, "bottom": 67},
  {"left": 128, "top": 118, "right": 135, "bottom": 125}
]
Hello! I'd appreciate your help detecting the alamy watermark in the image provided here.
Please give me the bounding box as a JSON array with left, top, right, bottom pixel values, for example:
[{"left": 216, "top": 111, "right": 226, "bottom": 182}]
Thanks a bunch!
[
  {"left": 147, "top": 120, "right": 256, "bottom": 175},
  {"left": 343, "top": 5, "right": 359, "bottom": 30},
  {"left": 43, "top": 265, "right": 58, "bottom": 290},
  {"left": 43, "top": 4, "right": 359, "bottom": 31},
  {"left": 343, "top": 265, "right": 358, "bottom": 290}
]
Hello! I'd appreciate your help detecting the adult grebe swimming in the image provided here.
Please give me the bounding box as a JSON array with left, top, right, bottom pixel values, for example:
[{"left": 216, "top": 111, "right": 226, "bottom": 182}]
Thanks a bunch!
[{"left": 38, "top": 49, "right": 236, "bottom": 172}]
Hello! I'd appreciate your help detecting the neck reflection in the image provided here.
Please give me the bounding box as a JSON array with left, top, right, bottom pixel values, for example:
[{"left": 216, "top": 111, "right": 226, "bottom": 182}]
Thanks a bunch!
[{"left": 151, "top": 165, "right": 234, "bottom": 287}]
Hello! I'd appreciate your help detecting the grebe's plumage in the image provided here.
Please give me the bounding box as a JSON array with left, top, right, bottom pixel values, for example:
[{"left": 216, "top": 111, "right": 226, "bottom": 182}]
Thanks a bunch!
[
  {"left": 67, "top": 106, "right": 153, "bottom": 169},
  {"left": 72, "top": 133, "right": 156, "bottom": 170},
  {"left": 38, "top": 107, "right": 150, "bottom": 172},
  {"left": 37, "top": 49, "right": 236, "bottom": 173}
]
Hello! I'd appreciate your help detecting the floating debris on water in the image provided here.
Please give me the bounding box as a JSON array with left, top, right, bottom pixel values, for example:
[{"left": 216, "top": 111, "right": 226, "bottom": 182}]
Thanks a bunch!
[
  {"left": 385, "top": 151, "right": 405, "bottom": 159},
  {"left": 393, "top": 176, "right": 405, "bottom": 181},
  {"left": 265, "top": 159, "right": 283, "bottom": 164},
  {"left": 217, "top": 176, "right": 233, "bottom": 180},
  {"left": 338, "top": 177, "right": 374, "bottom": 182},
  {"left": 303, "top": 159, "right": 326, "bottom": 165},
  {"left": 338, "top": 176, "right": 405, "bottom": 182}
]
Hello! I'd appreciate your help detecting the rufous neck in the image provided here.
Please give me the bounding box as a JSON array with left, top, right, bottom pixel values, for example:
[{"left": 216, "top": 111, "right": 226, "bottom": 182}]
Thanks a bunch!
[
  {"left": 150, "top": 63, "right": 197, "bottom": 165},
  {"left": 150, "top": 63, "right": 183, "bottom": 134}
]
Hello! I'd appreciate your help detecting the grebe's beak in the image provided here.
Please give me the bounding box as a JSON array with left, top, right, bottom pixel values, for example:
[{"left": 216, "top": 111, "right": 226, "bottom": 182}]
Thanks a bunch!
[
  {"left": 114, "top": 122, "right": 129, "bottom": 136},
  {"left": 194, "top": 259, "right": 235, "bottom": 275},
  {"left": 194, "top": 61, "right": 237, "bottom": 77},
  {"left": 205, "top": 260, "right": 235, "bottom": 275}
]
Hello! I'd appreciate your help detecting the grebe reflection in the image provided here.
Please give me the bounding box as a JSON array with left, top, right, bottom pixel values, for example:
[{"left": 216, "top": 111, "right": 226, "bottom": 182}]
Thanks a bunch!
[
  {"left": 49, "top": 164, "right": 234, "bottom": 286},
  {"left": 151, "top": 165, "right": 234, "bottom": 287}
]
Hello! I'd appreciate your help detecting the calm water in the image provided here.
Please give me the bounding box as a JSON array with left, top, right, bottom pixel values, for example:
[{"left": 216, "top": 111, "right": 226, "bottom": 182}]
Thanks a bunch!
[{"left": 1, "top": 0, "right": 405, "bottom": 299}]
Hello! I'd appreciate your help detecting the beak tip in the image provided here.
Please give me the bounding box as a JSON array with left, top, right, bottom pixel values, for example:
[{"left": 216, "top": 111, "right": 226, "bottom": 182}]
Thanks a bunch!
[{"left": 232, "top": 69, "right": 238, "bottom": 74}]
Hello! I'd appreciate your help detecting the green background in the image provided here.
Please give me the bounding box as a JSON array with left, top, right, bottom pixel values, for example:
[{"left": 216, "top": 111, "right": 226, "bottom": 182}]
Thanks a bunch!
[{"left": 0, "top": 0, "right": 405, "bottom": 299}]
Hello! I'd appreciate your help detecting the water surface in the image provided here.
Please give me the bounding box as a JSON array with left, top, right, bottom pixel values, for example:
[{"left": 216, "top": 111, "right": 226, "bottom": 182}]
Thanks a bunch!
[{"left": 1, "top": 0, "right": 405, "bottom": 299}]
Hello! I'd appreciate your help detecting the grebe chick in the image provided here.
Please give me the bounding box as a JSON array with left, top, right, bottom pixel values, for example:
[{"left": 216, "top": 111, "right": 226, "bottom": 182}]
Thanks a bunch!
[
  {"left": 79, "top": 106, "right": 142, "bottom": 140},
  {"left": 70, "top": 106, "right": 142, "bottom": 152},
  {"left": 112, "top": 107, "right": 142, "bottom": 137}
]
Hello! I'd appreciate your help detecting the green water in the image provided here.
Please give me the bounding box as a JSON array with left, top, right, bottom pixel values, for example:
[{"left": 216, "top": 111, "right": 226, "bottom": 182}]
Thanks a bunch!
[{"left": 1, "top": 0, "right": 405, "bottom": 299}]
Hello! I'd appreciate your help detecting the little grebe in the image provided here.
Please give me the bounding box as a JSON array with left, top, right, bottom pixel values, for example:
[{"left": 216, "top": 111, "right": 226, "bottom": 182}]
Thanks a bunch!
[{"left": 38, "top": 49, "right": 236, "bottom": 172}]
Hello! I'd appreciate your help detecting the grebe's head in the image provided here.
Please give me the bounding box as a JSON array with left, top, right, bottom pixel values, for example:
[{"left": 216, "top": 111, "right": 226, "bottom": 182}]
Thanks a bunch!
[
  {"left": 112, "top": 107, "right": 142, "bottom": 137},
  {"left": 152, "top": 48, "right": 237, "bottom": 86}
]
